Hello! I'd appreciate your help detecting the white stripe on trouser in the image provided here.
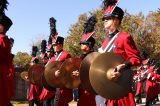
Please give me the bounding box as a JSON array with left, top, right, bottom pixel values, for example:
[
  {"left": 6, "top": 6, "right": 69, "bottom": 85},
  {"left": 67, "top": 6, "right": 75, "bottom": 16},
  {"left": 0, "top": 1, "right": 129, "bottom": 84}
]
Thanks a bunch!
[{"left": 95, "top": 95, "right": 106, "bottom": 106}]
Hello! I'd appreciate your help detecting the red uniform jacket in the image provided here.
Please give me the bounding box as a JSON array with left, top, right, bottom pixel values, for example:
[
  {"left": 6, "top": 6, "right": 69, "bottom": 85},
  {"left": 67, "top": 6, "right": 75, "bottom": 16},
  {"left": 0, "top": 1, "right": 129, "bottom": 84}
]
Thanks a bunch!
[
  {"left": 55, "top": 88, "right": 73, "bottom": 106},
  {"left": 0, "top": 34, "right": 13, "bottom": 106},
  {"left": 39, "top": 50, "right": 73, "bottom": 104},
  {"left": 8, "top": 62, "right": 15, "bottom": 98},
  {"left": 100, "top": 32, "right": 141, "bottom": 106},
  {"left": 77, "top": 88, "right": 96, "bottom": 106}
]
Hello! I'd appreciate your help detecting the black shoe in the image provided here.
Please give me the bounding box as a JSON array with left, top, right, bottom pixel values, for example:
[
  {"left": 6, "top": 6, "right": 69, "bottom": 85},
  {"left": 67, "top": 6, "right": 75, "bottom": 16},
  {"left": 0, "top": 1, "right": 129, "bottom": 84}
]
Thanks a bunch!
[
  {"left": 155, "top": 98, "right": 159, "bottom": 101},
  {"left": 135, "top": 99, "right": 139, "bottom": 104},
  {"left": 136, "top": 99, "right": 142, "bottom": 104},
  {"left": 139, "top": 99, "right": 142, "bottom": 104},
  {"left": 8, "top": 103, "right": 13, "bottom": 106},
  {"left": 152, "top": 99, "right": 156, "bottom": 104}
]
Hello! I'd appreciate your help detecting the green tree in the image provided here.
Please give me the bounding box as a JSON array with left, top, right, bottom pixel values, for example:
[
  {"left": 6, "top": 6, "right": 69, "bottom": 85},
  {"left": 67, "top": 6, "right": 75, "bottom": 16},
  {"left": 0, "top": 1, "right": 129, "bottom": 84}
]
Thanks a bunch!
[
  {"left": 64, "top": 13, "right": 87, "bottom": 57},
  {"left": 64, "top": 9, "right": 105, "bottom": 57},
  {"left": 123, "top": 10, "right": 160, "bottom": 61},
  {"left": 13, "top": 52, "right": 32, "bottom": 69}
]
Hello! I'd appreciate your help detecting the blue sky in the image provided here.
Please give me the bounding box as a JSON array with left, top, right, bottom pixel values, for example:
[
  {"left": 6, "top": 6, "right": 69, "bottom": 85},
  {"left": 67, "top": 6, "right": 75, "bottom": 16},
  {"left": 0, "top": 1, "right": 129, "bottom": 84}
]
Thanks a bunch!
[{"left": 5, "top": 0, "right": 160, "bottom": 54}]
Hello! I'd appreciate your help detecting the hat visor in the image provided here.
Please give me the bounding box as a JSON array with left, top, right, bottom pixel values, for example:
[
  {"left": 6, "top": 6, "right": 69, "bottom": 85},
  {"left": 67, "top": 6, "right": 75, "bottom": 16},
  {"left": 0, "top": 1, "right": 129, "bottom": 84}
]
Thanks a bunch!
[
  {"left": 80, "top": 41, "right": 90, "bottom": 45},
  {"left": 52, "top": 42, "right": 63, "bottom": 46},
  {"left": 102, "top": 14, "right": 118, "bottom": 21}
]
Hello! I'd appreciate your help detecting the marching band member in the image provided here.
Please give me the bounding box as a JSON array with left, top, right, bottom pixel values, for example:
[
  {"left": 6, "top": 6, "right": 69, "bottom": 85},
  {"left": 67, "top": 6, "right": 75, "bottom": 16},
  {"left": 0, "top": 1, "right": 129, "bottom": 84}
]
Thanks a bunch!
[
  {"left": 28, "top": 46, "right": 42, "bottom": 106},
  {"left": 8, "top": 37, "right": 15, "bottom": 106},
  {"left": 145, "top": 65, "right": 155, "bottom": 106},
  {"left": 152, "top": 67, "right": 160, "bottom": 104},
  {"left": 99, "top": 0, "right": 142, "bottom": 105},
  {"left": 0, "top": 0, "right": 14, "bottom": 105},
  {"left": 51, "top": 36, "right": 73, "bottom": 106},
  {"left": 73, "top": 15, "right": 97, "bottom": 106},
  {"left": 39, "top": 17, "right": 57, "bottom": 106},
  {"left": 133, "top": 59, "right": 150, "bottom": 104},
  {"left": 39, "top": 36, "right": 73, "bottom": 106},
  {"left": 133, "top": 66, "right": 143, "bottom": 104},
  {"left": 77, "top": 33, "right": 96, "bottom": 106}
]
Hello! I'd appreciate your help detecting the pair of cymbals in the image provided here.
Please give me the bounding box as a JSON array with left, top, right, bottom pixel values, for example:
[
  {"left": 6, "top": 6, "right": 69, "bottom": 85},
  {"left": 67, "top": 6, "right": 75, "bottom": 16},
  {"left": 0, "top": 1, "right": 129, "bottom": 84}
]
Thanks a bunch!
[
  {"left": 89, "top": 52, "right": 132, "bottom": 99},
  {"left": 44, "top": 61, "right": 64, "bottom": 88},
  {"left": 28, "top": 64, "right": 45, "bottom": 87},
  {"left": 26, "top": 64, "right": 54, "bottom": 90},
  {"left": 43, "top": 58, "right": 82, "bottom": 89},
  {"left": 28, "top": 63, "right": 57, "bottom": 91},
  {"left": 43, "top": 52, "right": 132, "bottom": 99},
  {"left": 79, "top": 52, "right": 100, "bottom": 95},
  {"left": 60, "top": 58, "right": 82, "bottom": 89},
  {"left": 80, "top": 52, "right": 132, "bottom": 99},
  {"left": 41, "top": 73, "right": 56, "bottom": 91}
]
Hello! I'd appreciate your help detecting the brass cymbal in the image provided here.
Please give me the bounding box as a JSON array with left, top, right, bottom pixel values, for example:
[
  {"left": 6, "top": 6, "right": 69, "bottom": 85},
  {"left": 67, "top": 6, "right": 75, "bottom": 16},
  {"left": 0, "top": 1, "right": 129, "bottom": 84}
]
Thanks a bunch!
[
  {"left": 89, "top": 52, "right": 132, "bottom": 99},
  {"left": 44, "top": 61, "right": 64, "bottom": 88},
  {"left": 20, "top": 71, "right": 29, "bottom": 82},
  {"left": 60, "top": 57, "right": 82, "bottom": 89},
  {"left": 79, "top": 52, "right": 100, "bottom": 95},
  {"left": 28, "top": 64, "right": 45, "bottom": 87},
  {"left": 41, "top": 73, "right": 56, "bottom": 91}
]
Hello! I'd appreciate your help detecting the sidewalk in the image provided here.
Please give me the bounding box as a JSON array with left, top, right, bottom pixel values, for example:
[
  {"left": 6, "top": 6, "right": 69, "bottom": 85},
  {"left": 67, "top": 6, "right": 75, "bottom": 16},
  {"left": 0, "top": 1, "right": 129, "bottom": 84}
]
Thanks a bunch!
[
  {"left": 12, "top": 100, "right": 78, "bottom": 106},
  {"left": 12, "top": 98, "right": 160, "bottom": 106},
  {"left": 136, "top": 98, "right": 160, "bottom": 106}
]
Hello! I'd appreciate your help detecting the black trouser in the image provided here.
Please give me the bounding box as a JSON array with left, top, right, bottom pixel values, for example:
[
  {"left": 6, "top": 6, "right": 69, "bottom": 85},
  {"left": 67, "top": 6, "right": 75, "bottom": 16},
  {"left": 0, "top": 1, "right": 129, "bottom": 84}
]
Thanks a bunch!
[
  {"left": 29, "top": 99, "right": 43, "bottom": 106},
  {"left": 145, "top": 98, "right": 154, "bottom": 106},
  {"left": 29, "top": 100, "right": 34, "bottom": 106},
  {"left": 152, "top": 95, "right": 159, "bottom": 105},
  {"left": 43, "top": 96, "right": 55, "bottom": 106},
  {"left": 135, "top": 94, "right": 142, "bottom": 103},
  {"left": 155, "top": 95, "right": 159, "bottom": 101}
]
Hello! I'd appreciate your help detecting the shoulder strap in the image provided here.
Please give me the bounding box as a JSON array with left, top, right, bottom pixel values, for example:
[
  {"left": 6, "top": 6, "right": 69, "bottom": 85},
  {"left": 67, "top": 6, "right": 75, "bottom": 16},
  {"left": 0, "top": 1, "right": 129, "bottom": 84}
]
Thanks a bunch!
[
  {"left": 99, "top": 32, "right": 120, "bottom": 53},
  {"left": 56, "top": 51, "right": 63, "bottom": 61}
]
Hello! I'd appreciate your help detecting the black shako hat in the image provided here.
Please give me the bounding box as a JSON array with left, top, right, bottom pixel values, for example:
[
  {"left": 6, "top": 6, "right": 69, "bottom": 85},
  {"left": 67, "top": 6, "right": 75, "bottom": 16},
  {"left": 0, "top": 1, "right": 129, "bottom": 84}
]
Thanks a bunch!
[
  {"left": 52, "top": 36, "right": 64, "bottom": 45},
  {"left": 0, "top": 15, "right": 12, "bottom": 32}
]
